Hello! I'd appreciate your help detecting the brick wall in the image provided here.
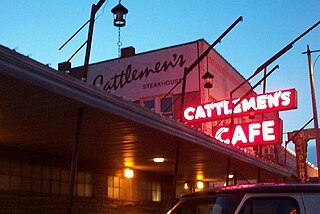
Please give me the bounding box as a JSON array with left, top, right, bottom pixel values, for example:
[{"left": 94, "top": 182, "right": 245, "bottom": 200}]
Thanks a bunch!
[
  {"left": 0, "top": 172, "right": 174, "bottom": 213},
  {"left": 0, "top": 193, "right": 69, "bottom": 214}
]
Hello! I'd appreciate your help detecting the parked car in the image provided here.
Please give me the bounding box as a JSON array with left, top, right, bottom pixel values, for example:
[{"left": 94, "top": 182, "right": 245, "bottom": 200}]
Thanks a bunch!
[{"left": 167, "top": 183, "right": 320, "bottom": 214}]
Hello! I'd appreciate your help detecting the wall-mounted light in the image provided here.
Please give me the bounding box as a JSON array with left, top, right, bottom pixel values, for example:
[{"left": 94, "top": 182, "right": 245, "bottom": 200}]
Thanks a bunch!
[
  {"left": 184, "top": 182, "right": 189, "bottom": 190},
  {"left": 124, "top": 168, "right": 134, "bottom": 178},
  {"left": 197, "top": 181, "right": 204, "bottom": 189}
]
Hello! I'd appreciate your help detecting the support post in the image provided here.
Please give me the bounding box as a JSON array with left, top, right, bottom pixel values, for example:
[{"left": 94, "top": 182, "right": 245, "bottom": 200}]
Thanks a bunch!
[
  {"left": 172, "top": 141, "right": 181, "bottom": 204},
  {"left": 69, "top": 108, "right": 84, "bottom": 214},
  {"left": 226, "top": 158, "right": 231, "bottom": 186},
  {"left": 180, "top": 68, "right": 188, "bottom": 114},
  {"left": 284, "top": 141, "right": 288, "bottom": 165},
  {"left": 304, "top": 45, "right": 320, "bottom": 182},
  {"left": 257, "top": 169, "right": 261, "bottom": 183}
]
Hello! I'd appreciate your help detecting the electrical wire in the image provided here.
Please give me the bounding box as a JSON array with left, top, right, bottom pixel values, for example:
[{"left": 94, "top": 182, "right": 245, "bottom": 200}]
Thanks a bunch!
[
  {"left": 313, "top": 53, "right": 320, "bottom": 69},
  {"left": 95, "top": 0, "right": 109, "bottom": 21}
]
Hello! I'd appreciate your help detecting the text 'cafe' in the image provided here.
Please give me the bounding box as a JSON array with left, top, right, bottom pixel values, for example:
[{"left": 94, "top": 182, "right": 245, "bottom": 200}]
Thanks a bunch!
[{"left": 184, "top": 88, "right": 297, "bottom": 147}]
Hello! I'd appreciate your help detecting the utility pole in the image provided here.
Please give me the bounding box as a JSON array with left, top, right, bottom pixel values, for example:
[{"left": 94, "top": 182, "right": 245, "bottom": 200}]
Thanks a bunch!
[{"left": 303, "top": 45, "right": 320, "bottom": 181}]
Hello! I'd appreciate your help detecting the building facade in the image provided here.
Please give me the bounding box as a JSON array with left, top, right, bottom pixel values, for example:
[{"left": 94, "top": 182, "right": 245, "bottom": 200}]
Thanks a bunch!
[{"left": 0, "top": 39, "right": 316, "bottom": 213}]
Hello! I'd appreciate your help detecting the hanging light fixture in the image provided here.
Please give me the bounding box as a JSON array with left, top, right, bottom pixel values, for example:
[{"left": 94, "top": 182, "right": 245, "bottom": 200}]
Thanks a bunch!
[
  {"left": 111, "top": 1, "right": 129, "bottom": 27},
  {"left": 111, "top": 1, "right": 129, "bottom": 57},
  {"left": 202, "top": 71, "right": 214, "bottom": 89},
  {"left": 202, "top": 56, "right": 214, "bottom": 89}
]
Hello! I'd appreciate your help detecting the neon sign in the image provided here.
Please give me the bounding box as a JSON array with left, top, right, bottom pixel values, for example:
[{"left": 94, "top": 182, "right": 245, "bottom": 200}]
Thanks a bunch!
[
  {"left": 213, "top": 119, "right": 283, "bottom": 147},
  {"left": 183, "top": 88, "right": 297, "bottom": 123}
]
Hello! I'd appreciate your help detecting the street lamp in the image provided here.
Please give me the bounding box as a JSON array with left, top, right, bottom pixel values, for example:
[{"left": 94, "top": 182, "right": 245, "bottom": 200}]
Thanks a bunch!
[
  {"left": 111, "top": 1, "right": 129, "bottom": 57},
  {"left": 58, "top": 0, "right": 129, "bottom": 80},
  {"left": 84, "top": 0, "right": 128, "bottom": 80},
  {"left": 64, "top": 1, "right": 128, "bottom": 213},
  {"left": 111, "top": 2, "right": 129, "bottom": 27}
]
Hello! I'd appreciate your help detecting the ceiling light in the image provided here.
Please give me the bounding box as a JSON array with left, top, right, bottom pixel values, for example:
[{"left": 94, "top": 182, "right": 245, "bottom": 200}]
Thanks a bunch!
[{"left": 153, "top": 157, "right": 165, "bottom": 163}]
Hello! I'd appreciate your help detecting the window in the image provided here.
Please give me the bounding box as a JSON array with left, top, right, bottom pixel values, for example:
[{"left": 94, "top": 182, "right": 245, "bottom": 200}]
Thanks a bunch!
[
  {"left": 108, "top": 176, "right": 120, "bottom": 199},
  {"left": 239, "top": 197, "right": 300, "bottom": 214},
  {"left": 0, "top": 160, "right": 93, "bottom": 197},
  {"left": 76, "top": 171, "right": 92, "bottom": 197},
  {"left": 108, "top": 176, "right": 133, "bottom": 200},
  {"left": 152, "top": 182, "right": 161, "bottom": 202},
  {"left": 143, "top": 99, "right": 155, "bottom": 111},
  {"left": 161, "top": 97, "right": 173, "bottom": 118},
  {"left": 107, "top": 176, "right": 161, "bottom": 202},
  {"left": 140, "top": 96, "right": 174, "bottom": 118}
]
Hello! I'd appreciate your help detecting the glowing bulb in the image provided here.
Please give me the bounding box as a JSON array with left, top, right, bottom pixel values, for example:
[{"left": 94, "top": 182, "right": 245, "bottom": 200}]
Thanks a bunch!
[
  {"left": 184, "top": 183, "right": 189, "bottom": 190},
  {"left": 197, "top": 181, "right": 204, "bottom": 189},
  {"left": 124, "top": 169, "right": 134, "bottom": 178}
]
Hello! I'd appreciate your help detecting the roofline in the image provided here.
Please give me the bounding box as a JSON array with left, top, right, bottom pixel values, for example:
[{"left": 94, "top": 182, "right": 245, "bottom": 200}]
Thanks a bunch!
[
  {"left": 0, "top": 44, "right": 294, "bottom": 178},
  {"left": 73, "top": 39, "right": 203, "bottom": 68},
  {"left": 85, "top": 38, "right": 250, "bottom": 89}
]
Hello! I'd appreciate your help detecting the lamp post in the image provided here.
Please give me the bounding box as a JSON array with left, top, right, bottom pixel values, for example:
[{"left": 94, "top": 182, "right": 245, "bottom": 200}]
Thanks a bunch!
[
  {"left": 58, "top": 1, "right": 128, "bottom": 76},
  {"left": 83, "top": 0, "right": 106, "bottom": 81},
  {"left": 67, "top": 1, "right": 128, "bottom": 213},
  {"left": 302, "top": 45, "right": 320, "bottom": 181}
]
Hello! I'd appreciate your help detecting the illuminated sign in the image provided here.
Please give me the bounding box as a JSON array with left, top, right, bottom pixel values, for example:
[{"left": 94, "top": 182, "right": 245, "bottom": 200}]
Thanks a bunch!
[
  {"left": 183, "top": 88, "right": 297, "bottom": 123},
  {"left": 213, "top": 119, "right": 283, "bottom": 147}
]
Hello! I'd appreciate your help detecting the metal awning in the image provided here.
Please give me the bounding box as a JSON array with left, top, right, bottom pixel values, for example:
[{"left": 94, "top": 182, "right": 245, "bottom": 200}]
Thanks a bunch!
[{"left": 0, "top": 45, "right": 295, "bottom": 183}]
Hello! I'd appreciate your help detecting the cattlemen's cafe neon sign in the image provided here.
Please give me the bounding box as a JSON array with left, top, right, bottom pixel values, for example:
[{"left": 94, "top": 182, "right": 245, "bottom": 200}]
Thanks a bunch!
[{"left": 183, "top": 88, "right": 297, "bottom": 147}]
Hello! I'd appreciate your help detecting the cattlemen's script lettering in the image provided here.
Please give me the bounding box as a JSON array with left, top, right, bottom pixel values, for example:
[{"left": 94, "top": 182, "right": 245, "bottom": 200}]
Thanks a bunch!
[{"left": 93, "top": 54, "right": 186, "bottom": 91}]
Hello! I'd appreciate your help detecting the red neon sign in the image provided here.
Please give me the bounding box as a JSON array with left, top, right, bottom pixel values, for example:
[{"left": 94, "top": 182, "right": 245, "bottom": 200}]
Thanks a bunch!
[
  {"left": 212, "top": 119, "right": 283, "bottom": 147},
  {"left": 183, "top": 88, "right": 297, "bottom": 123}
]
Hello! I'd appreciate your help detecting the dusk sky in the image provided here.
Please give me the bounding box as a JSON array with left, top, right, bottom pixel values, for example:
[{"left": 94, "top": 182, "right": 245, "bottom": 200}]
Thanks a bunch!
[{"left": 1, "top": 1, "right": 320, "bottom": 165}]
